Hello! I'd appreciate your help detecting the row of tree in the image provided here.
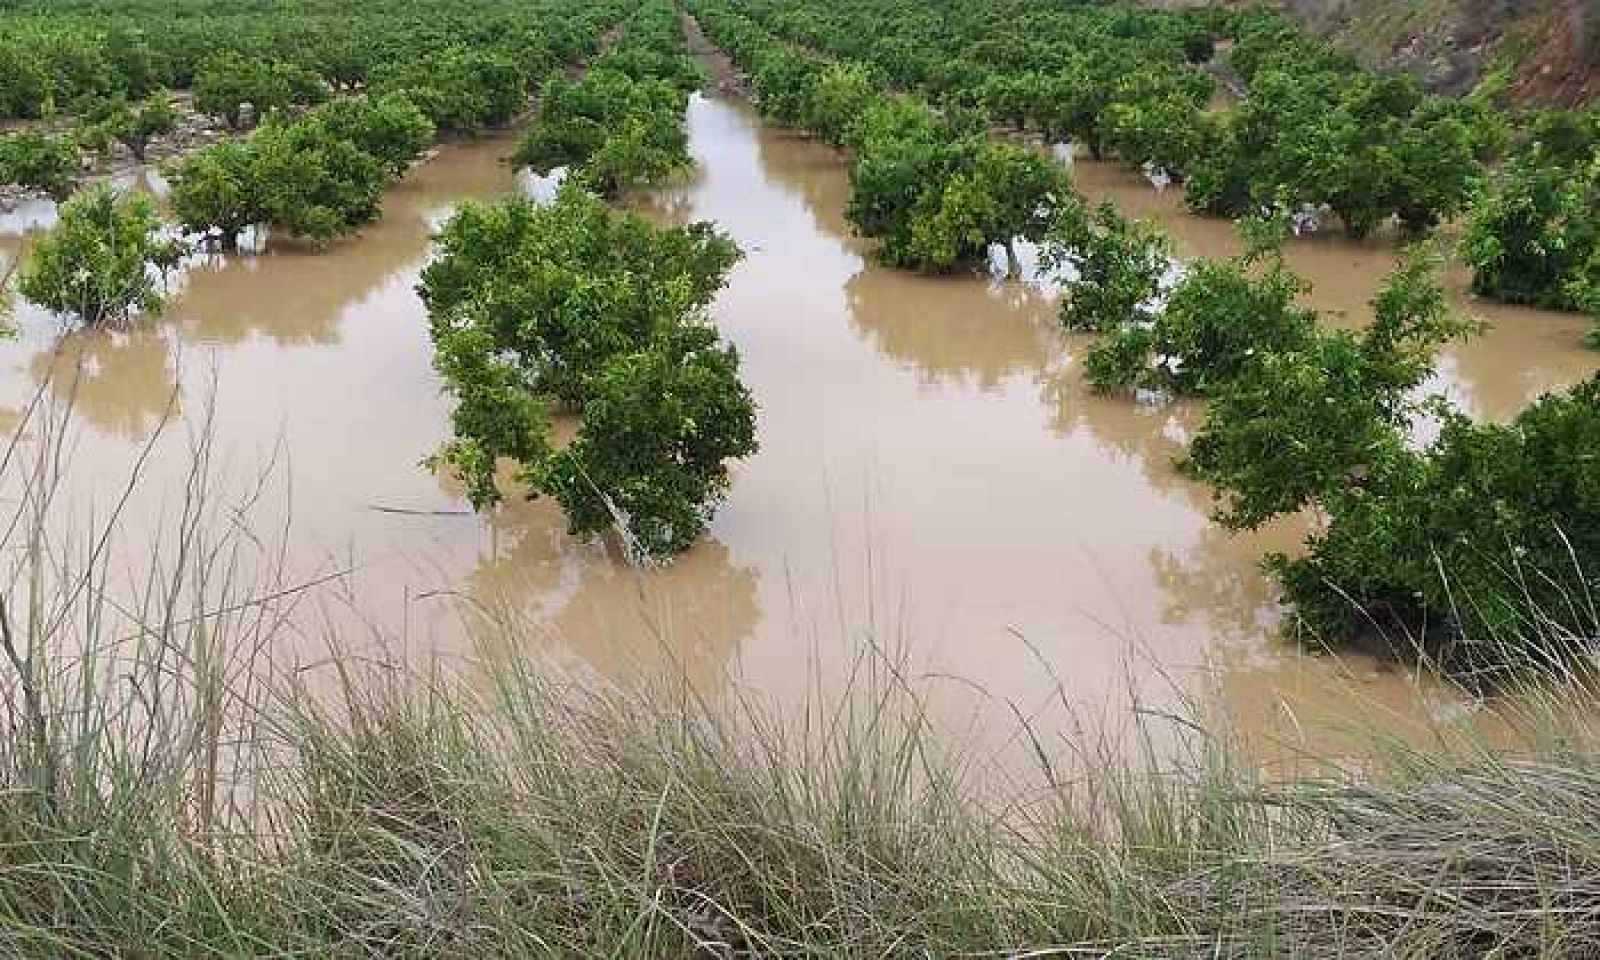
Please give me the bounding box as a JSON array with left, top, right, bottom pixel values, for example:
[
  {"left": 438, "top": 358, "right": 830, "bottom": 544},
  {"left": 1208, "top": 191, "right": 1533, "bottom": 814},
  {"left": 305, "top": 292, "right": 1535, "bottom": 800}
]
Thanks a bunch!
[
  {"left": 166, "top": 94, "right": 435, "bottom": 248},
  {"left": 9, "top": 91, "right": 440, "bottom": 329},
  {"left": 0, "top": 0, "right": 637, "bottom": 208},
  {"left": 7, "top": 0, "right": 626, "bottom": 333},
  {"left": 1053, "top": 204, "right": 1599, "bottom": 678},
  {"left": 515, "top": 1, "right": 701, "bottom": 197},
  {"left": 425, "top": 1, "right": 758, "bottom": 562},
  {"left": 694, "top": 0, "right": 1597, "bottom": 329},
  {"left": 690, "top": 2, "right": 1073, "bottom": 275},
  {"left": 0, "top": 0, "right": 621, "bottom": 123}
]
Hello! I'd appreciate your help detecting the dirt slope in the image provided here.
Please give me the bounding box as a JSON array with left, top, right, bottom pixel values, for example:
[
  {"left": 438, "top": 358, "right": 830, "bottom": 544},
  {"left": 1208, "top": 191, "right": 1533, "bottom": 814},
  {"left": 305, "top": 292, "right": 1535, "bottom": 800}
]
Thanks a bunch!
[{"left": 1279, "top": 0, "right": 1598, "bottom": 104}]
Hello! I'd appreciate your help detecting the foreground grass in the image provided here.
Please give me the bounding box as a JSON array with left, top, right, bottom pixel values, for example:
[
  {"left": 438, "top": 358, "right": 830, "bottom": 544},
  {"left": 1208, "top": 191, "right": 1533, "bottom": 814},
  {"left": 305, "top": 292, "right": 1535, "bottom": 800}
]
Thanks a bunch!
[
  {"left": 2, "top": 389, "right": 1600, "bottom": 957},
  {"left": 9, "top": 630, "right": 1600, "bottom": 958}
]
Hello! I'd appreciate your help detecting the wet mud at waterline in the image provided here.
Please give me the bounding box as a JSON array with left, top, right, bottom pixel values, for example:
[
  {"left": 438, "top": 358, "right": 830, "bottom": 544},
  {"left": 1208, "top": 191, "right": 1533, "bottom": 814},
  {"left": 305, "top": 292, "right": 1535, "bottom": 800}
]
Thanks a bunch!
[{"left": 1, "top": 92, "right": 1594, "bottom": 766}]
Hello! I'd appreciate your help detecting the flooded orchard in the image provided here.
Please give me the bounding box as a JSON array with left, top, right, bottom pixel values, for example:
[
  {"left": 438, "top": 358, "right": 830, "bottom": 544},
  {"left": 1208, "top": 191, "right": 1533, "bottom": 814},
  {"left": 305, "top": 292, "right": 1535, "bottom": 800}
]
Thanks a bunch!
[{"left": 0, "top": 91, "right": 1594, "bottom": 763}]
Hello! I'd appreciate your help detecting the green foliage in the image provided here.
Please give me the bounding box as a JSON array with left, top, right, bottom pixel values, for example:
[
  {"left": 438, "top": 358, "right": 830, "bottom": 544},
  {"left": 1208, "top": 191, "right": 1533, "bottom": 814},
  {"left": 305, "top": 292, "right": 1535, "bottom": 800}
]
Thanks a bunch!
[
  {"left": 799, "top": 62, "right": 880, "bottom": 146},
  {"left": 515, "top": 68, "right": 689, "bottom": 197},
  {"left": 1084, "top": 219, "right": 1317, "bottom": 395},
  {"left": 1276, "top": 378, "right": 1600, "bottom": 676},
  {"left": 0, "top": 132, "right": 79, "bottom": 200},
  {"left": 193, "top": 54, "right": 294, "bottom": 128},
  {"left": 1045, "top": 201, "right": 1168, "bottom": 332},
  {"left": 0, "top": 40, "right": 51, "bottom": 118},
  {"left": 540, "top": 322, "right": 758, "bottom": 558},
  {"left": 1096, "top": 70, "right": 1212, "bottom": 179},
  {"left": 308, "top": 94, "right": 434, "bottom": 176},
  {"left": 842, "top": 96, "right": 1069, "bottom": 273},
  {"left": 370, "top": 48, "right": 527, "bottom": 132},
  {"left": 250, "top": 115, "right": 387, "bottom": 245},
  {"left": 422, "top": 186, "right": 739, "bottom": 409},
  {"left": 752, "top": 47, "right": 824, "bottom": 124},
  {"left": 515, "top": 3, "right": 698, "bottom": 196},
  {"left": 1463, "top": 128, "right": 1599, "bottom": 315},
  {"left": 1184, "top": 248, "right": 1475, "bottom": 529},
  {"left": 84, "top": 92, "right": 177, "bottom": 162},
  {"left": 901, "top": 142, "right": 1072, "bottom": 274},
  {"left": 18, "top": 185, "right": 184, "bottom": 326},
  {"left": 421, "top": 186, "right": 751, "bottom": 559},
  {"left": 1185, "top": 67, "right": 1496, "bottom": 237},
  {"left": 168, "top": 107, "right": 395, "bottom": 247},
  {"left": 167, "top": 141, "right": 262, "bottom": 245}
]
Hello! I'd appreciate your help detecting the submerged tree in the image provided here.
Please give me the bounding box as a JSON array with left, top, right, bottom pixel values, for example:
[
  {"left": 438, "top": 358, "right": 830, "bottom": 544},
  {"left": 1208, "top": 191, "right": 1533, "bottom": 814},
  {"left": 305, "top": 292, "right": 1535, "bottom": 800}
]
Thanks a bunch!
[
  {"left": 167, "top": 141, "right": 263, "bottom": 248},
  {"left": 84, "top": 92, "right": 178, "bottom": 163},
  {"left": 1084, "top": 218, "right": 1317, "bottom": 395},
  {"left": 1184, "top": 247, "right": 1477, "bottom": 528},
  {"left": 1045, "top": 201, "right": 1169, "bottom": 332},
  {"left": 20, "top": 186, "right": 185, "bottom": 326},
  {"left": 0, "top": 133, "right": 80, "bottom": 201},
  {"left": 1464, "top": 144, "right": 1599, "bottom": 314},
  {"left": 421, "top": 185, "right": 753, "bottom": 560},
  {"left": 308, "top": 94, "right": 435, "bottom": 176},
  {"left": 540, "top": 322, "right": 758, "bottom": 558},
  {"left": 1274, "top": 377, "right": 1600, "bottom": 675}
]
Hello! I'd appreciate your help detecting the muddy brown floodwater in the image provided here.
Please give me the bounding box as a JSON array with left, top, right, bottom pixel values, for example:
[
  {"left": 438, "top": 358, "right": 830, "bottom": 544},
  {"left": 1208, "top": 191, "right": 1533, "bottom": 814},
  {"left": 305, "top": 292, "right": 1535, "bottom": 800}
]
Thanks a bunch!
[{"left": 0, "top": 92, "right": 1594, "bottom": 770}]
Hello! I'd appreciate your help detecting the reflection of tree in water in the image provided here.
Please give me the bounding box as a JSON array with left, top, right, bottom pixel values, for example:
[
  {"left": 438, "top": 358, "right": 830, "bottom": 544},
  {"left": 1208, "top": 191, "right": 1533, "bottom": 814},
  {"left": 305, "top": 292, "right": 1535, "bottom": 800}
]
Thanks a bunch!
[
  {"left": 30, "top": 327, "right": 178, "bottom": 440},
  {"left": 742, "top": 94, "right": 859, "bottom": 241},
  {"left": 844, "top": 268, "right": 1057, "bottom": 389},
  {"left": 628, "top": 173, "right": 702, "bottom": 225},
  {"left": 1041, "top": 347, "right": 1212, "bottom": 510},
  {"left": 171, "top": 219, "right": 433, "bottom": 347},
  {"left": 737, "top": 90, "right": 1062, "bottom": 389},
  {"left": 172, "top": 137, "right": 519, "bottom": 348},
  {"left": 1149, "top": 518, "right": 1308, "bottom": 646},
  {"left": 453, "top": 472, "right": 760, "bottom": 691}
]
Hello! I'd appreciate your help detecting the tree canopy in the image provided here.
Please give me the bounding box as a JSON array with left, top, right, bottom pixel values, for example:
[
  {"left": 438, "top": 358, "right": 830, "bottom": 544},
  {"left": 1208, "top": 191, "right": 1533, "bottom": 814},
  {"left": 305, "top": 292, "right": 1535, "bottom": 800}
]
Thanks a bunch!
[
  {"left": 421, "top": 185, "right": 755, "bottom": 560},
  {"left": 19, "top": 185, "right": 185, "bottom": 327}
]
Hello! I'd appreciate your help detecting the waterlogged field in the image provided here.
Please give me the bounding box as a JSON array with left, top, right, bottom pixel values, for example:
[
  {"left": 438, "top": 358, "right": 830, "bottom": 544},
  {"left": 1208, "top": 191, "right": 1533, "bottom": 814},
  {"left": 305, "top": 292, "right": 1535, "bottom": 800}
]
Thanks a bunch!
[
  {"left": 5, "top": 1, "right": 1600, "bottom": 954},
  {"left": 1, "top": 82, "right": 1594, "bottom": 766}
]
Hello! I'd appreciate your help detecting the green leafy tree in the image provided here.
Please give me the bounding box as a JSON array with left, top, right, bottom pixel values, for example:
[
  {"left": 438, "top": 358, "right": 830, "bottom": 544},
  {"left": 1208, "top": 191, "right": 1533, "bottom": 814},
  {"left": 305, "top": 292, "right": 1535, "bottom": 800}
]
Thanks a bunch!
[
  {"left": 1464, "top": 146, "right": 1598, "bottom": 313},
  {"left": 539, "top": 322, "right": 758, "bottom": 559},
  {"left": 167, "top": 141, "right": 264, "bottom": 247},
  {"left": 194, "top": 54, "right": 294, "bottom": 129},
  {"left": 422, "top": 186, "right": 750, "bottom": 560},
  {"left": 250, "top": 116, "right": 388, "bottom": 245},
  {"left": 19, "top": 186, "right": 185, "bottom": 327},
  {"left": 85, "top": 92, "right": 178, "bottom": 163},
  {"left": 1274, "top": 378, "right": 1600, "bottom": 676},
  {"left": 0, "top": 40, "right": 51, "bottom": 119},
  {"left": 1184, "top": 247, "right": 1477, "bottom": 528},
  {"left": 1045, "top": 201, "right": 1169, "bottom": 332},
  {"left": 0, "top": 133, "right": 80, "bottom": 201},
  {"left": 752, "top": 47, "right": 822, "bottom": 125},
  {"left": 1099, "top": 91, "right": 1210, "bottom": 181},
  {"left": 1085, "top": 219, "right": 1317, "bottom": 394},
  {"left": 422, "top": 185, "right": 738, "bottom": 409},
  {"left": 371, "top": 49, "right": 526, "bottom": 132},
  {"left": 801, "top": 63, "right": 881, "bottom": 146},
  {"left": 515, "top": 69, "right": 689, "bottom": 196},
  {"left": 309, "top": 94, "right": 435, "bottom": 176}
]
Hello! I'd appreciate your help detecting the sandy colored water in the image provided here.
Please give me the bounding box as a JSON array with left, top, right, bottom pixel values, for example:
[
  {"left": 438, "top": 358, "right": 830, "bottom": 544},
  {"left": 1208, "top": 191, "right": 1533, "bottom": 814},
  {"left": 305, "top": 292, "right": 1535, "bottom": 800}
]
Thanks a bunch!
[{"left": 0, "top": 92, "right": 1592, "bottom": 767}]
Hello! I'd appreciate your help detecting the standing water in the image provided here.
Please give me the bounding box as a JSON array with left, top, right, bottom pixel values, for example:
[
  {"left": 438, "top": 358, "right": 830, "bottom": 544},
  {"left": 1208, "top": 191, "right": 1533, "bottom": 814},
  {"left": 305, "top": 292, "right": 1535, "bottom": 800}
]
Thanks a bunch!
[{"left": 0, "top": 93, "right": 1592, "bottom": 765}]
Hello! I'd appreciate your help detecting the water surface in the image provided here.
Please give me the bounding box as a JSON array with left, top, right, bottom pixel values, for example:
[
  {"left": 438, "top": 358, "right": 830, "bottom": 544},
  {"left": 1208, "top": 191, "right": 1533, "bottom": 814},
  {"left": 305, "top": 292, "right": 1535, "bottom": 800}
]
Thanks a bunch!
[{"left": 1, "top": 94, "right": 1592, "bottom": 765}]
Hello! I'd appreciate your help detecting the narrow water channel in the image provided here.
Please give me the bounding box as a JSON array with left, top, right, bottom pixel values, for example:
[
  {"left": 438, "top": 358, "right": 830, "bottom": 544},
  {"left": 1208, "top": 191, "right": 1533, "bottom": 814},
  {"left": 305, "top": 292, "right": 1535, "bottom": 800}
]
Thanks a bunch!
[{"left": 0, "top": 91, "right": 1592, "bottom": 764}]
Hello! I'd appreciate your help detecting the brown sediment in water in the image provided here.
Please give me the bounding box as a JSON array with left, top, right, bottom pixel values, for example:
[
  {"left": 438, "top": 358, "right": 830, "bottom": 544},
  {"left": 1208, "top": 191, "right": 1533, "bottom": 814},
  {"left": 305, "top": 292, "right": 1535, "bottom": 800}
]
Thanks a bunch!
[{"left": 0, "top": 92, "right": 1590, "bottom": 769}]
